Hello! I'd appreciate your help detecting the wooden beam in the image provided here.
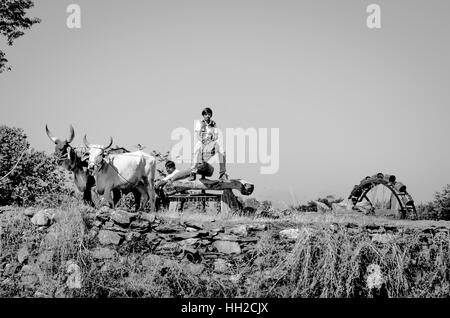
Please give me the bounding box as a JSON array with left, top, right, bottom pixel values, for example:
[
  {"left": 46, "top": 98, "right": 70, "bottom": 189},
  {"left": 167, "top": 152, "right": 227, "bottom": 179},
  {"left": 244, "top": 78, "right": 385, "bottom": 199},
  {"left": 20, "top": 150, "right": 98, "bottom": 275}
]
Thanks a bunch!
[{"left": 170, "top": 178, "right": 254, "bottom": 196}]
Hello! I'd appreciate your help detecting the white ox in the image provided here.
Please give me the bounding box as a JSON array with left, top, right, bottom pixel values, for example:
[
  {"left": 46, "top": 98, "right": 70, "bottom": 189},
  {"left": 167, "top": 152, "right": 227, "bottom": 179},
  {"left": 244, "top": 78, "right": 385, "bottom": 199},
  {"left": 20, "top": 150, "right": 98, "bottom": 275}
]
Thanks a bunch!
[{"left": 83, "top": 135, "right": 156, "bottom": 211}]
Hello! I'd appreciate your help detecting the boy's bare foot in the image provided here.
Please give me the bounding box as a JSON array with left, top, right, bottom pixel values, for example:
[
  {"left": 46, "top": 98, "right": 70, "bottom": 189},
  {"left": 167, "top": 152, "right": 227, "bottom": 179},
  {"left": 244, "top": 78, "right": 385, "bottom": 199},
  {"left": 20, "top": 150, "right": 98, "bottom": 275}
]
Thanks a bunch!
[
  {"left": 188, "top": 173, "right": 196, "bottom": 181},
  {"left": 219, "top": 172, "right": 228, "bottom": 181}
]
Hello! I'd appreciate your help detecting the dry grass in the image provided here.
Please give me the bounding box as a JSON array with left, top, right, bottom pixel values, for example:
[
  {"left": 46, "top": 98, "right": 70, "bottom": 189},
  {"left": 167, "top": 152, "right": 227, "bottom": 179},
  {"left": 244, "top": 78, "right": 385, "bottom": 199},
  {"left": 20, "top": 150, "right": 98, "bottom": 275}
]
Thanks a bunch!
[{"left": 1, "top": 203, "right": 450, "bottom": 298}]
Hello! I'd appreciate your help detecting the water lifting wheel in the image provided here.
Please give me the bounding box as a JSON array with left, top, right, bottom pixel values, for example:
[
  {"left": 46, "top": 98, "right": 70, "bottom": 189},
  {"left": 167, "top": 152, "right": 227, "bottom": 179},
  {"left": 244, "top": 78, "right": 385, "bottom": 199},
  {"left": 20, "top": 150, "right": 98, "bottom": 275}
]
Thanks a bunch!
[{"left": 348, "top": 173, "right": 417, "bottom": 220}]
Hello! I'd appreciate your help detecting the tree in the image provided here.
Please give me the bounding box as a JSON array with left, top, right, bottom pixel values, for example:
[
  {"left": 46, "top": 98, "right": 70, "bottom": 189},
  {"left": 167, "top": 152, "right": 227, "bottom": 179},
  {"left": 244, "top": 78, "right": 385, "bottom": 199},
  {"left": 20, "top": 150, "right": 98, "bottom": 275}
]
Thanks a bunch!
[
  {"left": 0, "top": 125, "right": 70, "bottom": 206},
  {"left": 0, "top": 0, "right": 40, "bottom": 73}
]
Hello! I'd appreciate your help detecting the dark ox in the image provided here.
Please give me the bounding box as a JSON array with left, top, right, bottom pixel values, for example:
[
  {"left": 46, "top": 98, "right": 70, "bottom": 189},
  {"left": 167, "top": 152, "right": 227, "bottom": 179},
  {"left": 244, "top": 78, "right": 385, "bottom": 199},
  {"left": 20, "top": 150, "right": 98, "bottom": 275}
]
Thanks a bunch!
[
  {"left": 83, "top": 135, "right": 156, "bottom": 211},
  {"left": 45, "top": 125, "right": 141, "bottom": 209}
]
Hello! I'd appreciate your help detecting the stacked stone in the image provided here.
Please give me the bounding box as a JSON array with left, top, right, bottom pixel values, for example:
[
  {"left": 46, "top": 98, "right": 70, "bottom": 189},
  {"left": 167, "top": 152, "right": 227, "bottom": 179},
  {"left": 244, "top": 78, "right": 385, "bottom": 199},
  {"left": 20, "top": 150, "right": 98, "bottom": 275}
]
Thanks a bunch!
[{"left": 92, "top": 207, "right": 157, "bottom": 246}]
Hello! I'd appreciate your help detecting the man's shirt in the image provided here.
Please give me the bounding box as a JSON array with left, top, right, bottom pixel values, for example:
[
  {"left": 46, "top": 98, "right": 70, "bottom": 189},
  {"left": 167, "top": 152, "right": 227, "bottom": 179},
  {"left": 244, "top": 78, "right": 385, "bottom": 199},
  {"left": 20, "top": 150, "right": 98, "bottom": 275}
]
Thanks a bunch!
[{"left": 162, "top": 169, "right": 180, "bottom": 182}]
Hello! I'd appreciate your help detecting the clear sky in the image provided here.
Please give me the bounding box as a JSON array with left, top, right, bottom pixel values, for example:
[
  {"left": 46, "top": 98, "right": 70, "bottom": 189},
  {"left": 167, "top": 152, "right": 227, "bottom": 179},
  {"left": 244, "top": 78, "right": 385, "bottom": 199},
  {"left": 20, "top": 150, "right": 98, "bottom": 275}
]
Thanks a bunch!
[{"left": 1, "top": 0, "right": 449, "bottom": 207}]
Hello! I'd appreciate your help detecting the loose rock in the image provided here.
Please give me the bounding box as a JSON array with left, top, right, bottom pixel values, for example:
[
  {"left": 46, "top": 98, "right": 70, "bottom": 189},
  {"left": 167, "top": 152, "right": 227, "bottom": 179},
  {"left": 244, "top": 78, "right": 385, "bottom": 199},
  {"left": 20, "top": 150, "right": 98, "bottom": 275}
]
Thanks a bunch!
[
  {"left": 213, "top": 258, "right": 229, "bottom": 273},
  {"left": 17, "top": 246, "right": 29, "bottom": 264},
  {"left": 279, "top": 228, "right": 301, "bottom": 240},
  {"left": 213, "top": 241, "right": 241, "bottom": 254},
  {"left": 229, "top": 225, "right": 248, "bottom": 237},
  {"left": 98, "top": 230, "right": 122, "bottom": 246},
  {"left": 110, "top": 210, "right": 136, "bottom": 226},
  {"left": 31, "top": 210, "right": 51, "bottom": 226},
  {"left": 91, "top": 247, "right": 117, "bottom": 260},
  {"left": 66, "top": 261, "right": 82, "bottom": 289}
]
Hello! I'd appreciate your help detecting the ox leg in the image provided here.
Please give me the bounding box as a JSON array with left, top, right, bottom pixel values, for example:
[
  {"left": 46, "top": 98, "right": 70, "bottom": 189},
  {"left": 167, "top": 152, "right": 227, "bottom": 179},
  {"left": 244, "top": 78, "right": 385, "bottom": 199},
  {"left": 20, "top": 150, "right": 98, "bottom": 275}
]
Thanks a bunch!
[
  {"left": 83, "top": 176, "right": 96, "bottom": 207},
  {"left": 112, "top": 189, "right": 122, "bottom": 207},
  {"left": 132, "top": 190, "right": 141, "bottom": 212},
  {"left": 137, "top": 184, "right": 149, "bottom": 211},
  {"left": 141, "top": 176, "right": 156, "bottom": 212},
  {"left": 83, "top": 190, "right": 94, "bottom": 207},
  {"left": 103, "top": 187, "right": 115, "bottom": 209}
]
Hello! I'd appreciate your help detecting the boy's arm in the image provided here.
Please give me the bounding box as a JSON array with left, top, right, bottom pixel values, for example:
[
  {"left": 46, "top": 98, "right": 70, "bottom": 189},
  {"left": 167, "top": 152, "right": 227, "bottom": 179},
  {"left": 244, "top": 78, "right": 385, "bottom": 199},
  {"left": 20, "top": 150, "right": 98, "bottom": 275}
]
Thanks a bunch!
[
  {"left": 211, "top": 123, "right": 219, "bottom": 141},
  {"left": 194, "top": 120, "right": 203, "bottom": 142}
]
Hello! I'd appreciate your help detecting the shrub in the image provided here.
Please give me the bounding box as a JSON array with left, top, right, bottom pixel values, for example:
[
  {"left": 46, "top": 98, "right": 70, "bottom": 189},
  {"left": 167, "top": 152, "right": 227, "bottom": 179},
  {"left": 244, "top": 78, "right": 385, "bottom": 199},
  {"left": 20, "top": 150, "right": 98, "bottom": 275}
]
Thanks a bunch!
[
  {"left": 0, "top": 125, "right": 71, "bottom": 207},
  {"left": 433, "top": 184, "right": 450, "bottom": 220},
  {"left": 417, "top": 185, "right": 450, "bottom": 220}
]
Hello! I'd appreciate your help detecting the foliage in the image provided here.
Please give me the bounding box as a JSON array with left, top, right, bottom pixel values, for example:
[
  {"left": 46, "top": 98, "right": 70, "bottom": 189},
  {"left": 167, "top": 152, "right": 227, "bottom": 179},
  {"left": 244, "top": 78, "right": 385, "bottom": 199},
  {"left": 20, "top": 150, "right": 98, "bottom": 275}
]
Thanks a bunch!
[
  {"left": 433, "top": 184, "right": 450, "bottom": 220},
  {"left": 0, "top": 125, "right": 71, "bottom": 207},
  {"left": 416, "top": 202, "right": 438, "bottom": 220},
  {"left": 417, "top": 185, "right": 450, "bottom": 220},
  {"left": 0, "top": 0, "right": 41, "bottom": 73}
]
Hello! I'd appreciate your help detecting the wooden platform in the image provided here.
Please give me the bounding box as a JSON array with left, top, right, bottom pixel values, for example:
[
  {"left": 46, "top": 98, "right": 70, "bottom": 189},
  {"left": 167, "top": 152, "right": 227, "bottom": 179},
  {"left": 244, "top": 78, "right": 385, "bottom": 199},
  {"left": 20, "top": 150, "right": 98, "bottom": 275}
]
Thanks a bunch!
[
  {"left": 165, "top": 178, "right": 254, "bottom": 214},
  {"left": 167, "top": 192, "right": 222, "bottom": 213}
]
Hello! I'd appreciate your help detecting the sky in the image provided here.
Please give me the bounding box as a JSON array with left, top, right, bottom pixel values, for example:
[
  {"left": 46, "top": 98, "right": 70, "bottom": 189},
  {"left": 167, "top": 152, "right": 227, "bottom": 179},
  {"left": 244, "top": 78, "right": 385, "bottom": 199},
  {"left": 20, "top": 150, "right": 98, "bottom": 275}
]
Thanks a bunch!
[{"left": 1, "top": 0, "right": 449, "bottom": 207}]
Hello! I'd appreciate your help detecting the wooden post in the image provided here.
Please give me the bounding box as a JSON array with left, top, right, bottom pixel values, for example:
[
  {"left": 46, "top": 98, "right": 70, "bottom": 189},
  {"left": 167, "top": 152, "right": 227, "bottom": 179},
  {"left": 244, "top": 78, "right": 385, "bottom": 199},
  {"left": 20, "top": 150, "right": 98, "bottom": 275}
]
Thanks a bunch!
[
  {"left": 220, "top": 189, "right": 241, "bottom": 216},
  {"left": 168, "top": 201, "right": 180, "bottom": 214}
]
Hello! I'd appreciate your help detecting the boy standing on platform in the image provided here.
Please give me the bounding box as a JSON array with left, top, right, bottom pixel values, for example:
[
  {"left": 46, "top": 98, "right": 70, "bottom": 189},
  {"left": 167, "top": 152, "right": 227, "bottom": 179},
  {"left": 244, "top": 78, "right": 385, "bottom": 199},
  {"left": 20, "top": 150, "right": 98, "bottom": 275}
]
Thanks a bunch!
[{"left": 189, "top": 107, "right": 228, "bottom": 181}]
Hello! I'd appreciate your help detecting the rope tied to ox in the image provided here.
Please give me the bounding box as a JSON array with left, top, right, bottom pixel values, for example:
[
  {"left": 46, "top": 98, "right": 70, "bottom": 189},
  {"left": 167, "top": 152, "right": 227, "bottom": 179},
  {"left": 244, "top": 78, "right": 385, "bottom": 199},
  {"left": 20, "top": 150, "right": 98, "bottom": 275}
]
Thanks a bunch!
[{"left": 0, "top": 148, "right": 28, "bottom": 182}]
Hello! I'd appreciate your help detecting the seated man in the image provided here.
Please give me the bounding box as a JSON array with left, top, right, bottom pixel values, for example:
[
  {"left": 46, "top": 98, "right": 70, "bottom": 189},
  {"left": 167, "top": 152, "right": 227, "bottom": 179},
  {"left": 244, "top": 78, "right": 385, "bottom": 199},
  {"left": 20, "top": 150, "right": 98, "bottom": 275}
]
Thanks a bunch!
[{"left": 155, "top": 160, "right": 179, "bottom": 210}]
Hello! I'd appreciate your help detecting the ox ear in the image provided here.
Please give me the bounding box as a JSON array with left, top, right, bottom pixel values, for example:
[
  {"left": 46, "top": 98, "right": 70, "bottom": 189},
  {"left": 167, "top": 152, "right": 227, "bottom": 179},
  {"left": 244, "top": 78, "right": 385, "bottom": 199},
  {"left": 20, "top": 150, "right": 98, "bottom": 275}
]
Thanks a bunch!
[
  {"left": 83, "top": 135, "right": 91, "bottom": 148},
  {"left": 104, "top": 137, "right": 113, "bottom": 151},
  {"left": 67, "top": 125, "right": 75, "bottom": 143},
  {"left": 45, "top": 125, "right": 61, "bottom": 144}
]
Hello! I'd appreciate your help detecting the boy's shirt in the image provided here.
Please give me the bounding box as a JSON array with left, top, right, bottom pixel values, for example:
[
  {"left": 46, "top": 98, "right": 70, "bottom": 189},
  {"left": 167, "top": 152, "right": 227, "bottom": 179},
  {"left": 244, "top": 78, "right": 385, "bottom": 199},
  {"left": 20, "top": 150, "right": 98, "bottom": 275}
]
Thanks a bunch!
[{"left": 194, "top": 119, "right": 218, "bottom": 143}]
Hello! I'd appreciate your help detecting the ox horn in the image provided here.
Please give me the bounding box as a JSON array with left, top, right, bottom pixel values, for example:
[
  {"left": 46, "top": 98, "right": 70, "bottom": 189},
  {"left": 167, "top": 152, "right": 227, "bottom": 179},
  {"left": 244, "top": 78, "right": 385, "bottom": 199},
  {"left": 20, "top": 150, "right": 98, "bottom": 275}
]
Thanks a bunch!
[
  {"left": 67, "top": 125, "right": 75, "bottom": 143},
  {"left": 45, "top": 125, "right": 61, "bottom": 144},
  {"left": 104, "top": 137, "right": 113, "bottom": 150},
  {"left": 83, "top": 134, "right": 91, "bottom": 148}
]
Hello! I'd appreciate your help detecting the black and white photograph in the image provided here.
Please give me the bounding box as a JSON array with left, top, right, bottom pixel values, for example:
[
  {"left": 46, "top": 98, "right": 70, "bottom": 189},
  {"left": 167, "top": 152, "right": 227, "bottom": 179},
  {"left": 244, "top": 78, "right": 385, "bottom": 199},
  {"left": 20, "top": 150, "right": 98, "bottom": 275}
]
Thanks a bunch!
[{"left": 1, "top": 0, "right": 450, "bottom": 307}]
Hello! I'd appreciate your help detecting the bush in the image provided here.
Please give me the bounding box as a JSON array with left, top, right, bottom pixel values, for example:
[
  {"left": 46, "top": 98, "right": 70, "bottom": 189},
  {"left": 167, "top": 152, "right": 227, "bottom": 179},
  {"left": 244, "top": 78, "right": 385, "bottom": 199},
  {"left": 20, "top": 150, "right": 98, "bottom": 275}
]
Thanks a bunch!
[
  {"left": 417, "top": 185, "right": 450, "bottom": 220},
  {"left": 0, "top": 125, "right": 71, "bottom": 207},
  {"left": 416, "top": 202, "right": 438, "bottom": 220},
  {"left": 433, "top": 184, "right": 450, "bottom": 220}
]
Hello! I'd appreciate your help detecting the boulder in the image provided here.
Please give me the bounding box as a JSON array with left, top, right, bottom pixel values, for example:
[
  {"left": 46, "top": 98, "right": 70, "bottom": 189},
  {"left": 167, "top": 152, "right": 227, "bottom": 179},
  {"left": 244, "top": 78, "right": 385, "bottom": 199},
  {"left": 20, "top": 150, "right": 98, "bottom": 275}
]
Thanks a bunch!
[
  {"left": 31, "top": 210, "right": 51, "bottom": 226},
  {"left": 153, "top": 224, "right": 179, "bottom": 233},
  {"left": 37, "top": 251, "right": 54, "bottom": 270},
  {"left": 110, "top": 210, "right": 137, "bottom": 226},
  {"left": 23, "top": 207, "right": 37, "bottom": 217},
  {"left": 248, "top": 224, "right": 267, "bottom": 232},
  {"left": 156, "top": 242, "right": 181, "bottom": 254},
  {"left": 213, "top": 241, "right": 241, "bottom": 254},
  {"left": 279, "top": 228, "right": 301, "bottom": 240},
  {"left": 66, "top": 261, "right": 82, "bottom": 289},
  {"left": 173, "top": 232, "right": 199, "bottom": 240},
  {"left": 214, "top": 233, "right": 240, "bottom": 241},
  {"left": 140, "top": 212, "right": 156, "bottom": 223},
  {"left": 125, "top": 232, "right": 142, "bottom": 242},
  {"left": 183, "top": 221, "right": 203, "bottom": 230},
  {"left": 229, "top": 225, "right": 248, "bottom": 237},
  {"left": 213, "top": 259, "right": 229, "bottom": 273},
  {"left": 20, "top": 265, "right": 41, "bottom": 289},
  {"left": 98, "top": 230, "right": 122, "bottom": 246},
  {"left": 130, "top": 219, "right": 151, "bottom": 231},
  {"left": 179, "top": 238, "right": 200, "bottom": 247},
  {"left": 3, "top": 263, "right": 17, "bottom": 277},
  {"left": 185, "top": 263, "right": 205, "bottom": 275},
  {"left": 366, "top": 263, "right": 384, "bottom": 290},
  {"left": 90, "top": 247, "right": 117, "bottom": 260},
  {"left": 315, "top": 201, "right": 331, "bottom": 212},
  {"left": 17, "top": 246, "right": 29, "bottom": 264}
]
